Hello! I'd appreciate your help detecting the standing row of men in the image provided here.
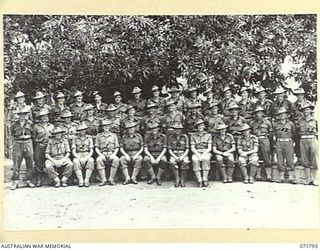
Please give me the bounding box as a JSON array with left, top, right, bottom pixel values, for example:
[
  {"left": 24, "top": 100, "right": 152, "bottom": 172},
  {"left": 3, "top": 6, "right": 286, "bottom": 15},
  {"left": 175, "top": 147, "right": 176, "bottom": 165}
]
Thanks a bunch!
[{"left": 8, "top": 84, "right": 318, "bottom": 189}]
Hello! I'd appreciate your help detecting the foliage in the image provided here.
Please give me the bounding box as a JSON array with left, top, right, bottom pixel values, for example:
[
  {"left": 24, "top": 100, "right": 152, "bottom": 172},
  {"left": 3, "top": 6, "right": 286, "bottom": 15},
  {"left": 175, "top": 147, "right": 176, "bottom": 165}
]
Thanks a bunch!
[{"left": 3, "top": 15, "right": 317, "bottom": 104}]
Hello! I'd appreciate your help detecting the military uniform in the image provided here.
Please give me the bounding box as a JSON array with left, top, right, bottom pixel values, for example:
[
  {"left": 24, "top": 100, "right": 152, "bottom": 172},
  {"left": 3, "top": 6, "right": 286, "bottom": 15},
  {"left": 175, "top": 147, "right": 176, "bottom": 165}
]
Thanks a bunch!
[
  {"left": 114, "top": 102, "right": 128, "bottom": 119},
  {"left": 120, "top": 131, "right": 144, "bottom": 184},
  {"left": 70, "top": 102, "right": 86, "bottom": 122},
  {"left": 50, "top": 104, "right": 70, "bottom": 123},
  {"left": 147, "top": 97, "right": 166, "bottom": 116},
  {"left": 9, "top": 103, "right": 32, "bottom": 122},
  {"left": 185, "top": 97, "right": 202, "bottom": 114},
  {"left": 297, "top": 104, "right": 318, "bottom": 185},
  {"left": 143, "top": 128, "right": 168, "bottom": 185},
  {"left": 250, "top": 116, "right": 273, "bottom": 180},
  {"left": 254, "top": 99, "right": 273, "bottom": 119},
  {"left": 204, "top": 113, "right": 224, "bottom": 135},
  {"left": 224, "top": 115, "right": 246, "bottom": 142},
  {"left": 72, "top": 126, "right": 94, "bottom": 187},
  {"left": 141, "top": 113, "right": 162, "bottom": 134},
  {"left": 11, "top": 115, "right": 35, "bottom": 186},
  {"left": 237, "top": 125, "right": 259, "bottom": 184},
  {"left": 168, "top": 127, "right": 190, "bottom": 187},
  {"left": 190, "top": 120, "right": 212, "bottom": 186},
  {"left": 274, "top": 108, "right": 296, "bottom": 182},
  {"left": 94, "top": 102, "right": 108, "bottom": 120},
  {"left": 219, "top": 98, "right": 235, "bottom": 117},
  {"left": 95, "top": 126, "right": 120, "bottom": 185},
  {"left": 32, "top": 113, "right": 54, "bottom": 186},
  {"left": 120, "top": 115, "right": 141, "bottom": 134},
  {"left": 170, "top": 97, "right": 185, "bottom": 114},
  {"left": 271, "top": 99, "right": 293, "bottom": 120},
  {"left": 83, "top": 117, "right": 100, "bottom": 139},
  {"left": 238, "top": 99, "right": 254, "bottom": 123},
  {"left": 213, "top": 129, "right": 235, "bottom": 183},
  {"left": 45, "top": 129, "right": 73, "bottom": 187},
  {"left": 61, "top": 121, "right": 78, "bottom": 145},
  {"left": 31, "top": 103, "right": 51, "bottom": 123},
  {"left": 185, "top": 112, "right": 203, "bottom": 134},
  {"left": 128, "top": 98, "right": 147, "bottom": 117}
]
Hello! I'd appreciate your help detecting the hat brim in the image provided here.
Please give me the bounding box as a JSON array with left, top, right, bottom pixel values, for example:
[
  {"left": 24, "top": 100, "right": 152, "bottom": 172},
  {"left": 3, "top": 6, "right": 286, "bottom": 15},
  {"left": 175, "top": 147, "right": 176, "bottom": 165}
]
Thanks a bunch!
[{"left": 300, "top": 106, "right": 314, "bottom": 111}]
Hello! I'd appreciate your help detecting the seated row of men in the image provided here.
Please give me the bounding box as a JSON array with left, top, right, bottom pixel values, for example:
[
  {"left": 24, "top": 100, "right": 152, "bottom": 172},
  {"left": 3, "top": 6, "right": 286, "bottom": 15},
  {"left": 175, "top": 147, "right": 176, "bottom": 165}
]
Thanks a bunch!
[{"left": 10, "top": 99, "right": 318, "bottom": 190}]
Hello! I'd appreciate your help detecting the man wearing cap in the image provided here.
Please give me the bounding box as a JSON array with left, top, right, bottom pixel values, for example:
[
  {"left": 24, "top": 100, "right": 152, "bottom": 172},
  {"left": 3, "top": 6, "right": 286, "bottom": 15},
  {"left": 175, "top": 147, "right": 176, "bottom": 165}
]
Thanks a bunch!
[
  {"left": 95, "top": 119, "right": 120, "bottom": 186},
  {"left": 31, "top": 91, "right": 51, "bottom": 123},
  {"left": 250, "top": 106, "right": 273, "bottom": 181},
  {"left": 297, "top": 103, "right": 318, "bottom": 185},
  {"left": 113, "top": 91, "right": 128, "bottom": 120},
  {"left": 105, "top": 104, "right": 121, "bottom": 136},
  {"left": 167, "top": 86, "right": 185, "bottom": 114},
  {"left": 204, "top": 101, "right": 224, "bottom": 136},
  {"left": 292, "top": 88, "right": 309, "bottom": 166},
  {"left": 237, "top": 124, "right": 259, "bottom": 184},
  {"left": 161, "top": 100, "right": 184, "bottom": 137},
  {"left": 10, "top": 108, "right": 36, "bottom": 190},
  {"left": 212, "top": 123, "right": 236, "bottom": 183},
  {"left": 185, "top": 86, "right": 202, "bottom": 115},
  {"left": 93, "top": 91, "right": 108, "bottom": 120},
  {"left": 120, "top": 105, "right": 141, "bottom": 134},
  {"left": 224, "top": 103, "right": 246, "bottom": 142},
  {"left": 83, "top": 104, "right": 100, "bottom": 142},
  {"left": 237, "top": 86, "right": 254, "bottom": 123},
  {"left": 128, "top": 87, "right": 147, "bottom": 118},
  {"left": 143, "top": 122, "right": 168, "bottom": 185},
  {"left": 70, "top": 90, "right": 87, "bottom": 122},
  {"left": 254, "top": 86, "right": 273, "bottom": 119},
  {"left": 147, "top": 85, "right": 166, "bottom": 116},
  {"left": 219, "top": 86, "right": 236, "bottom": 117},
  {"left": 274, "top": 107, "right": 296, "bottom": 183},
  {"left": 271, "top": 86, "right": 293, "bottom": 120},
  {"left": 185, "top": 103, "right": 203, "bottom": 134},
  {"left": 141, "top": 102, "right": 163, "bottom": 135},
  {"left": 8, "top": 91, "right": 32, "bottom": 123},
  {"left": 50, "top": 91, "right": 70, "bottom": 123},
  {"left": 32, "top": 108, "right": 54, "bottom": 187},
  {"left": 120, "top": 121, "right": 144, "bottom": 184},
  {"left": 190, "top": 119, "right": 212, "bottom": 187},
  {"left": 168, "top": 122, "right": 190, "bottom": 187},
  {"left": 202, "top": 88, "right": 220, "bottom": 116},
  {"left": 72, "top": 123, "right": 94, "bottom": 187},
  {"left": 61, "top": 110, "right": 78, "bottom": 146},
  {"left": 45, "top": 127, "right": 73, "bottom": 187}
]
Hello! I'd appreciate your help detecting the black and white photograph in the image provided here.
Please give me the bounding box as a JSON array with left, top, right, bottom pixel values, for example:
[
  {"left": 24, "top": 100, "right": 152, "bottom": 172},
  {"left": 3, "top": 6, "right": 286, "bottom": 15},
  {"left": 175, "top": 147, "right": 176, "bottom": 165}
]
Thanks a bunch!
[{"left": 3, "top": 14, "right": 319, "bottom": 231}]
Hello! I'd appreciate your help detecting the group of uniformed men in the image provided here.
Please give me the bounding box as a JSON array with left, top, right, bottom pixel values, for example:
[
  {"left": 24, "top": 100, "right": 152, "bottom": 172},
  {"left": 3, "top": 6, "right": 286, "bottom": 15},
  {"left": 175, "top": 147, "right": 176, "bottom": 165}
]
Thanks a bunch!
[{"left": 8, "top": 83, "right": 318, "bottom": 190}]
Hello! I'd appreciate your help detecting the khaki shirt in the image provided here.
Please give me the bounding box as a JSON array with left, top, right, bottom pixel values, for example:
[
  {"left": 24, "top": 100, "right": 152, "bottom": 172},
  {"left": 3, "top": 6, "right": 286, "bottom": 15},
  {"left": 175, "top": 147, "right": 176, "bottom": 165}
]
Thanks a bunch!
[
  {"left": 120, "top": 116, "right": 141, "bottom": 134},
  {"left": 11, "top": 120, "right": 33, "bottom": 139},
  {"left": 46, "top": 138, "right": 70, "bottom": 158},
  {"left": 61, "top": 122, "right": 78, "bottom": 141},
  {"left": 70, "top": 102, "right": 86, "bottom": 121},
  {"left": 237, "top": 134, "right": 259, "bottom": 152},
  {"left": 144, "top": 133, "right": 167, "bottom": 153},
  {"left": 292, "top": 100, "right": 309, "bottom": 122},
  {"left": 148, "top": 97, "right": 166, "bottom": 115},
  {"left": 191, "top": 132, "right": 212, "bottom": 150},
  {"left": 271, "top": 99, "right": 293, "bottom": 119},
  {"left": 224, "top": 115, "right": 246, "bottom": 136},
  {"left": 204, "top": 114, "right": 224, "bottom": 134},
  {"left": 168, "top": 133, "right": 189, "bottom": 151},
  {"left": 298, "top": 117, "right": 318, "bottom": 136},
  {"left": 141, "top": 114, "right": 162, "bottom": 132},
  {"left": 128, "top": 98, "right": 147, "bottom": 117},
  {"left": 185, "top": 113, "right": 203, "bottom": 133},
  {"left": 33, "top": 122, "right": 54, "bottom": 143},
  {"left": 120, "top": 133, "right": 143, "bottom": 152},
  {"left": 50, "top": 104, "right": 69, "bottom": 122},
  {"left": 94, "top": 102, "right": 108, "bottom": 119},
  {"left": 238, "top": 99, "right": 254, "bottom": 120},
  {"left": 213, "top": 133, "right": 235, "bottom": 152},
  {"left": 254, "top": 99, "right": 273, "bottom": 118},
  {"left": 162, "top": 111, "right": 184, "bottom": 130},
  {"left": 72, "top": 135, "right": 93, "bottom": 153},
  {"left": 169, "top": 97, "right": 185, "bottom": 113},
  {"left": 220, "top": 98, "right": 236, "bottom": 116},
  {"left": 95, "top": 132, "right": 119, "bottom": 152},
  {"left": 84, "top": 118, "right": 100, "bottom": 136},
  {"left": 274, "top": 120, "right": 296, "bottom": 139},
  {"left": 114, "top": 102, "right": 128, "bottom": 119},
  {"left": 31, "top": 103, "right": 51, "bottom": 122},
  {"left": 250, "top": 118, "right": 273, "bottom": 136}
]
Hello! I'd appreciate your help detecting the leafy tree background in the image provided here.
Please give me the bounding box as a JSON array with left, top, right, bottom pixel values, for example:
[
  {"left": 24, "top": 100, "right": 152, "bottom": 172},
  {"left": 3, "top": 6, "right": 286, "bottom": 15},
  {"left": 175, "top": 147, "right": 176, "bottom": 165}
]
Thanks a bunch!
[{"left": 4, "top": 14, "right": 317, "bottom": 106}]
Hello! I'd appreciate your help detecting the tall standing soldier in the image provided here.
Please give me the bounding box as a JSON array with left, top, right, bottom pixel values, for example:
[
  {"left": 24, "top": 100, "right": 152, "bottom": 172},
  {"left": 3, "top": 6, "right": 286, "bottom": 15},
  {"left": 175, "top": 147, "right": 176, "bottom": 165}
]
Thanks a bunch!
[
  {"left": 8, "top": 91, "right": 32, "bottom": 122},
  {"left": 237, "top": 124, "right": 259, "bottom": 184},
  {"left": 250, "top": 106, "right": 273, "bottom": 181},
  {"left": 224, "top": 103, "right": 246, "bottom": 143},
  {"left": 274, "top": 107, "right": 296, "bottom": 183},
  {"left": 72, "top": 123, "right": 95, "bottom": 187},
  {"left": 44, "top": 127, "right": 73, "bottom": 188},
  {"left": 168, "top": 123, "right": 190, "bottom": 187},
  {"left": 297, "top": 103, "right": 318, "bottom": 185},
  {"left": 10, "top": 108, "right": 36, "bottom": 190},
  {"left": 128, "top": 87, "right": 147, "bottom": 118},
  {"left": 204, "top": 101, "right": 224, "bottom": 135},
  {"left": 141, "top": 102, "right": 163, "bottom": 135},
  {"left": 61, "top": 110, "right": 78, "bottom": 146},
  {"left": 143, "top": 122, "right": 168, "bottom": 185},
  {"left": 190, "top": 119, "right": 212, "bottom": 187},
  {"left": 31, "top": 91, "right": 51, "bottom": 123},
  {"left": 119, "top": 121, "right": 144, "bottom": 184},
  {"left": 70, "top": 90, "right": 86, "bottom": 123},
  {"left": 237, "top": 86, "right": 254, "bottom": 123},
  {"left": 271, "top": 86, "right": 293, "bottom": 120},
  {"left": 32, "top": 109, "right": 54, "bottom": 187},
  {"left": 212, "top": 123, "right": 236, "bottom": 183},
  {"left": 95, "top": 119, "right": 120, "bottom": 186}
]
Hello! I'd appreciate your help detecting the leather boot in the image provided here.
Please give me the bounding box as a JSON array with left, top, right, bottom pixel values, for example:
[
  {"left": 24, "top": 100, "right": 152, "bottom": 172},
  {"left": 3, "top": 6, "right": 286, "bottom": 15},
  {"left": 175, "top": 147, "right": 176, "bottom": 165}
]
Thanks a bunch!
[
  {"left": 147, "top": 167, "right": 156, "bottom": 184},
  {"left": 98, "top": 169, "right": 107, "bottom": 186},
  {"left": 239, "top": 165, "right": 249, "bottom": 184},
  {"left": 11, "top": 180, "right": 19, "bottom": 190},
  {"left": 131, "top": 167, "right": 141, "bottom": 184},
  {"left": 265, "top": 167, "right": 272, "bottom": 181},
  {"left": 278, "top": 171, "right": 285, "bottom": 183},
  {"left": 194, "top": 171, "right": 203, "bottom": 187},
  {"left": 172, "top": 168, "right": 180, "bottom": 187},
  {"left": 202, "top": 170, "right": 210, "bottom": 187},
  {"left": 108, "top": 167, "right": 118, "bottom": 185},
  {"left": 75, "top": 170, "right": 84, "bottom": 187},
  {"left": 121, "top": 168, "right": 131, "bottom": 185},
  {"left": 220, "top": 167, "right": 227, "bottom": 183},
  {"left": 226, "top": 167, "right": 234, "bottom": 183},
  {"left": 304, "top": 168, "right": 311, "bottom": 185},
  {"left": 290, "top": 170, "right": 298, "bottom": 184},
  {"left": 180, "top": 169, "right": 188, "bottom": 187},
  {"left": 249, "top": 164, "right": 257, "bottom": 184},
  {"left": 84, "top": 169, "right": 93, "bottom": 187},
  {"left": 36, "top": 172, "right": 43, "bottom": 187},
  {"left": 156, "top": 168, "right": 165, "bottom": 186},
  {"left": 311, "top": 169, "right": 318, "bottom": 186}
]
